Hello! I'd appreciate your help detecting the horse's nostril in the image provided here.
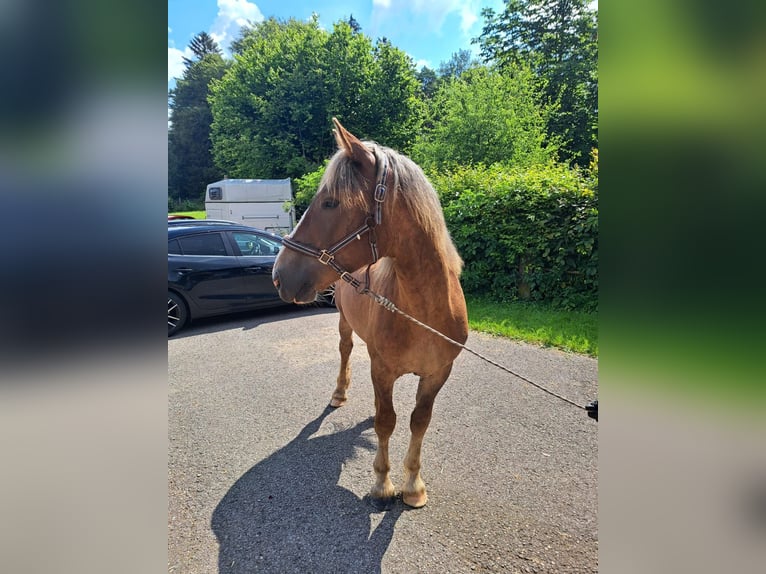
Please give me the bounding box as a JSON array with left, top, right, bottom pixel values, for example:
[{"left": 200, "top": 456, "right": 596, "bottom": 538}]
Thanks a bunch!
[{"left": 272, "top": 270, "right": 281, "bottom": 289}]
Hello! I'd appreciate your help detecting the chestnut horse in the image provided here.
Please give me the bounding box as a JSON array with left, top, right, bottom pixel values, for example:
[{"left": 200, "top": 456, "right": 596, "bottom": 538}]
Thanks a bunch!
[{"left": 272, "top": 119, "right": 468, "bottom": 509}]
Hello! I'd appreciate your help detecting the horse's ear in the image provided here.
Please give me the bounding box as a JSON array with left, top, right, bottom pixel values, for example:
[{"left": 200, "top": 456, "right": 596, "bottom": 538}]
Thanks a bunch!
[{"left": 332, "top": 117, "right": 374, "bottom": 167}]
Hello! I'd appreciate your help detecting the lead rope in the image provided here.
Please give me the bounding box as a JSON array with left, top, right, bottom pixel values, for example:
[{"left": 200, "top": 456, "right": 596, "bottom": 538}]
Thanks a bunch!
[
  {"left": 358, "top": 287, "right": 593, "bottom": 414},
  {"left": 285, "top": 147, "right": 595, "bottom": 418}
]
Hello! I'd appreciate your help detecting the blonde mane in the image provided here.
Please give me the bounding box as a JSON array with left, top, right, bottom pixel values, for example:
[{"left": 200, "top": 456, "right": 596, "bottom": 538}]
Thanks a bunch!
[{"left": 320, "top": 142, "right": 463, "bottom": 275}]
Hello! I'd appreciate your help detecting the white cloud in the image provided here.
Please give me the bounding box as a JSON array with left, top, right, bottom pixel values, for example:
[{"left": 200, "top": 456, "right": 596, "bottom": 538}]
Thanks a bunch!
[
  {"left": 168, "top": 46, "right": 192, "bottom": 83},
  {"left": 414, "top": 58, "right": 432, "bottom": 70},
  {"left": 372, "top": 0, "right": 491, "bottom": 36},
  {"left": 459, "top": 5, "right": 478, "bottom": 34},
  {"left": 168, "top": 0, "right": 265, "bottom": 83},
  {"left": 210, "top": 0, "right": 265, "bottom": 52}
]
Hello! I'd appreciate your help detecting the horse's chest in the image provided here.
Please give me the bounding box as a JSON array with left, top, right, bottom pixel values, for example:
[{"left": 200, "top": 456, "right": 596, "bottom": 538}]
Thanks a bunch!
[
  {"left": 367, "top": 315, "right": 457, "bottom": 374},
  {"left": 337, "top": 284, "right": 463, "bottom": 375}
]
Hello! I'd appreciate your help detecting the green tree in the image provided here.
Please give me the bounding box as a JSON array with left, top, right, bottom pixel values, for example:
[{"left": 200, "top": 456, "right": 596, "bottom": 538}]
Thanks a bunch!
[
  {"left": 209, "top": 18, "right": 422, "bottom": 179},
  {"left": 168, "top": 32, "right": 229, "bottom": 204},
  {"left": 437, "top": 49, "right": 478, "bottom": 79},
  {"left": 411, "top": 65, "right": 559, "bottom": 171},
  {"left": 476, "top": 0, "right": 597, "bottom": 166},
  {"left": 346, "top": 14, "right": 362, "bottom": 33},
  {"left": 210, "top": 17, "right": 329, "bottom": 179},
  {"left": 364, "top": 38, "right": 423, "bottom": 152},
  {"left": 323, "top": 19, "right": 376, "bottom": 140},
  {"left": 416, "top": 66, "right": 439, "bottom": 99},
  {"left": 182, "top": 31, "right": 221, "bottom": 66}
]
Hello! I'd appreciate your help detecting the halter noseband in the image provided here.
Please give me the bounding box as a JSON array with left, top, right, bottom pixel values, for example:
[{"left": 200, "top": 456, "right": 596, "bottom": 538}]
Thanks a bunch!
[{"left": 280, "top": 154, "right": 389, "bottom": 292}]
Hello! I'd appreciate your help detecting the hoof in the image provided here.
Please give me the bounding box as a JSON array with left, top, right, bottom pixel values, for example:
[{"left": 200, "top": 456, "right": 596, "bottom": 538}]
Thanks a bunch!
[
  {"left": 329, "top": 397, "right": 346, "bottom": 408},
  {"left": 402, "top": 491, "right": 428, "bottom": 509},
  {"left": 366, "top": 494, "right": 398, "bottom": 512}
]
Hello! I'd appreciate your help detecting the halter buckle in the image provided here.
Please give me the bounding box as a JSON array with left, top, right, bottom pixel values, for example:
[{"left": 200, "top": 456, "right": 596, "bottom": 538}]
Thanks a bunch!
[
  {"left": 318, "top": 250, "right": 334, "bottom": 265},
  {"left": 339, "top": 271, "right": 358, "bottom": 286},
  {"left": 374, "top": 183, "right": 386, "bottom": 202}
]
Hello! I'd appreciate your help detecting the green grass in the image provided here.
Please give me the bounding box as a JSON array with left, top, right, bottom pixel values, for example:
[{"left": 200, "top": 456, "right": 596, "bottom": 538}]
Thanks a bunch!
[
  {"left": 466, "top": 296, "right": 598, "bottom": 356},
  {"left": 169, "top": 210, "right": 206, "bottom": 219}
]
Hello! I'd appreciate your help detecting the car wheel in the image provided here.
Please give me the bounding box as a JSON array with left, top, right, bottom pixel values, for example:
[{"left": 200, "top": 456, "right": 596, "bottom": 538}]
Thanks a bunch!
[{"left": 168, "top": 291, "right": 188, "bottom": 336}]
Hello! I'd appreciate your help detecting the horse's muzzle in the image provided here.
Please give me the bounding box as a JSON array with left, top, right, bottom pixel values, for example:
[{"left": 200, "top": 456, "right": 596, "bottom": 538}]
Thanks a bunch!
[
  {"left": 272, "top": 257, "right": 323, "bottom": 304},
  {"left": 271, "top": 267, "right": 297, "bottom": 303}
]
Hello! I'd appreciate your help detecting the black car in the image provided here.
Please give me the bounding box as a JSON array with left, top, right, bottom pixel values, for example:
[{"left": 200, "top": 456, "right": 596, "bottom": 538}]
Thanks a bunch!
[{"left": 168, "top": 222, "right": 289, "bottom": 336}]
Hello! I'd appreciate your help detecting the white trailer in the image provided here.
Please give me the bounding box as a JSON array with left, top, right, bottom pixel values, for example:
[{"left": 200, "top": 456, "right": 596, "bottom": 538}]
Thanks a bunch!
[{"left": 205, "top": 178, "right": 295, "bottom": 235}]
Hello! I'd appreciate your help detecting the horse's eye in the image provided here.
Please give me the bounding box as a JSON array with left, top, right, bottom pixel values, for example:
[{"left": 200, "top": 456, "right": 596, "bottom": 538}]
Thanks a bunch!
[{"left": 322, "top": 198, "right": 340, "bottom": 209}]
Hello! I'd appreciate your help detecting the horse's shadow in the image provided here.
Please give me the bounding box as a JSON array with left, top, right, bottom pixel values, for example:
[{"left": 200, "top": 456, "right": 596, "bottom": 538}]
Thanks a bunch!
[{"left": 212, "top": 407, "right": 403, "bottom": 573}]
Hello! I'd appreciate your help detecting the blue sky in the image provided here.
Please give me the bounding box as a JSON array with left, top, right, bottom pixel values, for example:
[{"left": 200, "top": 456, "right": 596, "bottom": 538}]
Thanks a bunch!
[{"left": 168, "top": 0, "right": 507, "bottom": 86}]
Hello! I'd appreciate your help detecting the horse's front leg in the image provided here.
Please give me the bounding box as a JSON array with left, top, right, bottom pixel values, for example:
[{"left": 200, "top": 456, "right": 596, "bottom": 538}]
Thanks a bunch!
[
  {"left": 330, "top": 311, "right": 353, "bottom": 407},
  {"left": 402, "top": 363, "right": 453, "bottom": 508},
  {"left": 369, "top": 356, "right": 397, "bottom": 510}
]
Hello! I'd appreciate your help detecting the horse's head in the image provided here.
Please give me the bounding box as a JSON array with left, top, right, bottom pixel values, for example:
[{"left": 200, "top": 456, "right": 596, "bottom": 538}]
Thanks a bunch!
[{"left": 273, "top": 118, "right": 387, "bottom": 304}]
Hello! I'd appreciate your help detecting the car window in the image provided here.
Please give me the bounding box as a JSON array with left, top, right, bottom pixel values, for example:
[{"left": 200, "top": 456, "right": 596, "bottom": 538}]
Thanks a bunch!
[
  {"left": 177, "top": 233, "right": 228, "bottom": 256},
  {"left": 230, "top": 232, "right": 281, "bottom": 256},
  {"left": 168, "top": 239, "right": 181, "bottom": 255}
]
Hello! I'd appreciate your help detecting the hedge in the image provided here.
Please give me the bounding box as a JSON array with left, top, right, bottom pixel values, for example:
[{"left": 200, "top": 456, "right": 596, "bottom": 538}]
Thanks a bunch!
[
  {"left": 430, "top": 163, "right": 598, "bottom": 311},
  {"left": 291, "top": 159, "right": 598, "bottom": 311}
]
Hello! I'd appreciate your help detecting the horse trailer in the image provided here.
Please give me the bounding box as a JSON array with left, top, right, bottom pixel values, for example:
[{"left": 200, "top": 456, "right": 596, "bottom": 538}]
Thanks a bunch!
[{"left": 205, "top": 178, "right": 295, "bottom": 235}]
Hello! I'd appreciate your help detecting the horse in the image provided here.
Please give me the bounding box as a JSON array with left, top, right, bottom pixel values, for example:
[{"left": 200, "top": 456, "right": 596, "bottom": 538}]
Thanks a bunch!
[{"left": 272, "top": 118, "right": 468, "bottom": 509}]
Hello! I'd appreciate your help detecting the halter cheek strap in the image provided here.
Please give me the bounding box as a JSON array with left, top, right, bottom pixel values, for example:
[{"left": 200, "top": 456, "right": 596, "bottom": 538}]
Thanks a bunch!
[{"left": 281, "top": 155, "right": 388, "bottom": 292}]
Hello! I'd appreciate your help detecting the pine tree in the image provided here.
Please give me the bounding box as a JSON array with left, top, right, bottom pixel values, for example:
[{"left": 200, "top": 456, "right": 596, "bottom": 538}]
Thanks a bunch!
[{"left": 168, "top": 33, "right": 229, "bottom": 205}]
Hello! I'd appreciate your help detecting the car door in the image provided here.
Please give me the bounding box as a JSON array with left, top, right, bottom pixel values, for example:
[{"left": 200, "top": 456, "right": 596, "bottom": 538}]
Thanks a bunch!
[
  {"left": 227, "top": 230, "right": 283, "bottom": 306},
  {"left": 169, "top": 231, "right": 250, "bottom": 314}
]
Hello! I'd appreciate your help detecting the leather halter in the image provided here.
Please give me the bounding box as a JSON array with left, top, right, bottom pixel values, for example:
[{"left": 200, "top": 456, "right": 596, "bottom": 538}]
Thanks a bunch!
[{"left": 281, "top": 153, "right": 389, "bottom": 292}]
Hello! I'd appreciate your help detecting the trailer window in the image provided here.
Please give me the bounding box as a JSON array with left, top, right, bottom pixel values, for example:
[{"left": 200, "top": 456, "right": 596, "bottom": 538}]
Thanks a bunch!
[{"left": 208, "top": 187, "right": 222, "bottom": 200}]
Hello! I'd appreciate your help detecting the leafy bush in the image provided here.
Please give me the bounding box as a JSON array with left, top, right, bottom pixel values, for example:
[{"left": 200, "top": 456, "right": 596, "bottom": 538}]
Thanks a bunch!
[
  {"left": 430, "top": 160, "right": 597, "bottom": 311},
  {"left": 411, "top": 65, "right": 559, "bottom": 172},
  {"left": 292, "top": 161, "right": 327, "bottom": 219}
]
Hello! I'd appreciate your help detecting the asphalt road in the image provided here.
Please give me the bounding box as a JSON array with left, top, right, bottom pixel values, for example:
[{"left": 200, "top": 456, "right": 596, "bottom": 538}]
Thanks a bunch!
[{"left": 169, "top": 305, "right": 598, "bottom": 574}]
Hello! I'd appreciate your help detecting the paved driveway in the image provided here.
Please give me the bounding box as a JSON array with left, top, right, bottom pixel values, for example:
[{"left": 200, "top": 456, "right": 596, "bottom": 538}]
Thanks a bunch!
[{"left": 169, "top": 306, "right": 598, "bottom": 573}]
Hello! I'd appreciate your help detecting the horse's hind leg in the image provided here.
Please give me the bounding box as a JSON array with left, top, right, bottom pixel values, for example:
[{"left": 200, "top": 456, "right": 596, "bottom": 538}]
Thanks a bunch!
[
  {"left": 330, "top": 310, "right": 353, "bottom": 407},
  {"left": 401, "top": 363, "right": 453, "bottom": 508}
]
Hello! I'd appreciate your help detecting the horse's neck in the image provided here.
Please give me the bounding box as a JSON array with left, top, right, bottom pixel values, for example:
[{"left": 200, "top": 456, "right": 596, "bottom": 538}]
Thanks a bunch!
[{"left": 387, "top": 229, "right": 457, "bottom": 306}]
